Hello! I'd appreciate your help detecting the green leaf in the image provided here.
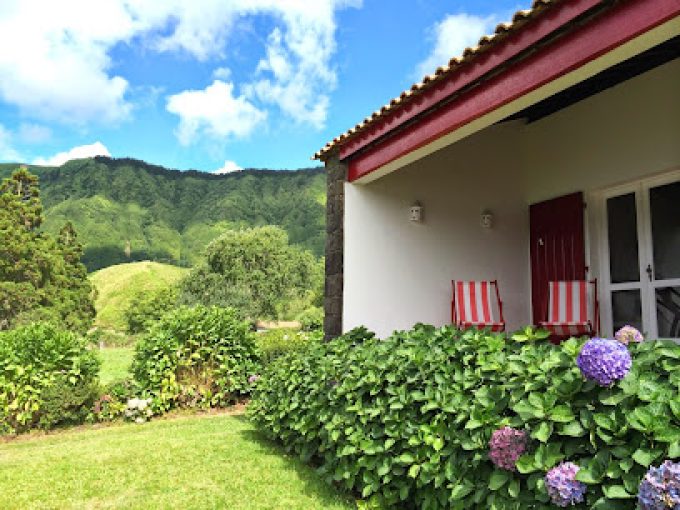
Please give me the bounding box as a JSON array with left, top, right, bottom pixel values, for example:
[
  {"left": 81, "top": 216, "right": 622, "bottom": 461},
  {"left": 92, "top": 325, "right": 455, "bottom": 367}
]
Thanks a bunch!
[
  {"left": 507, "top": 479, "right": 520, "bottom": 498},
  {"left": 516, "top": 454, "right": 539, "bottom": 474},
  {"left": 532, "top": 422, "right": 552, "bottom": 443},
  {"left": 488, "top": 470, "right": 510, "bottom": 491},
  {"left": 602, "top": 485, "right": 634, "bottom": 499},
  {"left": 558, "top": 420, "right": 586, "bottom": 437},
  {"left": 653, "top": 424, "right": 680, "bottom": 443},
  {"left": 450, "top": 480, "right": 474, "bottom": 500},
  {"left": 549, "top": 405, "right": 575, "bottom": 423},
  {"left": 632, "top": 448, "right": 662, "bottom": 467},
  {"left": 408, "top": 464, "right": 421, "bottom": 479},
  {"left": 397, "top": 453, "right": 416, "bottom": 464},
  {"left": 669, "top": 442, "right": 680, "bottom": 459},
  {"left": 432, "top": 437, "right": 444, "bottom": 452}
]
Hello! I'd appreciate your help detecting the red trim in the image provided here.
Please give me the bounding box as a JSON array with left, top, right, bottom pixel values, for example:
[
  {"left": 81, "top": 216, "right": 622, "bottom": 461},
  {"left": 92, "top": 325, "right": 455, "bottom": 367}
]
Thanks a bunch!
[
  {"left": 347, "top": 0, "right": 680, "bottom": 182},
  {"left": 340, "top": 0, "right": 600, "bottom": 162}
]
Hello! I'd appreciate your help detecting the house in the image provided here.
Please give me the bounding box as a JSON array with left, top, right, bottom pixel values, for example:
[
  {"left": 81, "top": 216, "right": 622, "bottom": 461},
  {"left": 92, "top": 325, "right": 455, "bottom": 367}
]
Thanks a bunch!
[{"left": 315, "top": 0, "right": 680, "bottom": 340}]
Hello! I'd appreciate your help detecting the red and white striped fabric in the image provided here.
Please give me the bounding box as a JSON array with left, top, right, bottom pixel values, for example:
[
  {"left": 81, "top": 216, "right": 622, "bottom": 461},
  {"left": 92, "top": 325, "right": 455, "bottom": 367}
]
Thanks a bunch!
[
  {"left": 453, "top": 281, "right": 505, "bottom": 332},
  {"left": 539, "top": 281, "right": 594, "bottom": 337}
]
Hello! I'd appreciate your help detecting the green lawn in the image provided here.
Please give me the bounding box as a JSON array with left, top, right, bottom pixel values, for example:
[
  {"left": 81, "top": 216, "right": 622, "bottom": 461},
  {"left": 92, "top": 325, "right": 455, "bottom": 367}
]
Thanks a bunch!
[
  {"left": 98, "top": 347, "right": 135, "bottom": 385},
  {"left": 0, "top": 413, "right": 354, "bottom": 510}
]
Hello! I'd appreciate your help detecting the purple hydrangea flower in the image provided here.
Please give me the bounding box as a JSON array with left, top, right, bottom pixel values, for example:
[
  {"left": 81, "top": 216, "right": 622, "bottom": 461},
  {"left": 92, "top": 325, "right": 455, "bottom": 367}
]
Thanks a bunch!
[
  {"left": 248, "top": 374, "right": 260, "bottom": 384},
  {"left": 545, "top": 462, "right": 587, "bottom": 507},
  {"left": 638, "top": 460, "right": 680, "bottom": 510},
  {"left": 576, "top": 338, "right": 632, "bottom": 387},
  {"left": 615, "top": 325, "right": 644, "bottom": 345},
  {"left": 488, "top": 426, "right": 527, "bottom": 471}
]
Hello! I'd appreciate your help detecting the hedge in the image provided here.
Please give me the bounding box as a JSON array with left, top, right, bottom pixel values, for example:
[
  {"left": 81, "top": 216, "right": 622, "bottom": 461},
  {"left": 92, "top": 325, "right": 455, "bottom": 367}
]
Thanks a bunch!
[
  {"left": 248, "top": 324, "right": 680, "bottom": 509},
  {"left": 0, "top": 323, "right": 100, "bottom": 434}
]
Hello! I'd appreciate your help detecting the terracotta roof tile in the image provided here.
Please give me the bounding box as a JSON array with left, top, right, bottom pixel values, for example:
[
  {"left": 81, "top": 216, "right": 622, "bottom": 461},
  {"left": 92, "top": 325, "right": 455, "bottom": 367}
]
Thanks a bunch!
[{"left": 313, "top": 0, "right": 561, "bottom": 161}]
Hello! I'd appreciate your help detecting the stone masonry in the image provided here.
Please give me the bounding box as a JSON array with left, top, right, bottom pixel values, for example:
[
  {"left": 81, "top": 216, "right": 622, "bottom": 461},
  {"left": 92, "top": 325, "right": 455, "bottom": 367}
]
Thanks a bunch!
[{"left": 324, "top": 156, "right": 346, "bottom": 340}]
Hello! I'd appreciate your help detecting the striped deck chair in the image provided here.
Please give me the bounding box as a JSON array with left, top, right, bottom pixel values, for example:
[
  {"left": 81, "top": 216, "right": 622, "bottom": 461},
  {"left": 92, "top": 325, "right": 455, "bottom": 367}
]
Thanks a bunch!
[
  {"left": 539, "top": 280, "right": 599, "bottom": 340},
  {"left": 451, "top": 280, "right": 505, "bottom": 332}
]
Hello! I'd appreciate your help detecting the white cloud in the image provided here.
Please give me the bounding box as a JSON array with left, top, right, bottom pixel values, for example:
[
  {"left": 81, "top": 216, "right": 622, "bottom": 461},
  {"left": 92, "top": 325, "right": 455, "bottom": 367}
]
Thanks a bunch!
[
  {"left": 416, "top": 13, "right": 500, "bottom": 79},
  {"left": 33, "top": 141, "right": 111, "bottom": 166},
  {"left": 0, "top": 0, "right": 360, "bottom": 130},
  {"left": 0, "top": 125, "right": 22, "bottom": 162},
  {"left": 167, "top": 80, "right": 267, "bottom": 145},
  {"left": 213, "top": 160, "right": 243, "bottom": 174},
  {"left": 213, "top": 67, "right": 232, "bottom": 80}
]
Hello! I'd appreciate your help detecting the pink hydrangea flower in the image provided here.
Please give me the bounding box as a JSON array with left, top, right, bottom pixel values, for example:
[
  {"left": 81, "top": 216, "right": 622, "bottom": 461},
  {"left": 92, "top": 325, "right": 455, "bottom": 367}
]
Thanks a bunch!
[
  {"left": 489, "top": 426, "right": 527, "bottom": 471},
  {"left": 248, "top": 374, "right": 260, "bottom": 384},
  {"left": 615, "top": 325, "right": 644, "bottom": 345}
]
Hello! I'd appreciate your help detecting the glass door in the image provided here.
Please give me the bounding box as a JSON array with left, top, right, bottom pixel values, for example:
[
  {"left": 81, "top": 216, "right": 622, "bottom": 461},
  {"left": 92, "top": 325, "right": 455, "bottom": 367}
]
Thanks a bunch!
[
  {"left": 604, "top": 190, "right": 645, "bottom": 334},
  {"left": 603, "top": 173, "right": 680, "bottom": 340},
  {"left": 647, "top": 180, "right": 680, "bottom": 339}
]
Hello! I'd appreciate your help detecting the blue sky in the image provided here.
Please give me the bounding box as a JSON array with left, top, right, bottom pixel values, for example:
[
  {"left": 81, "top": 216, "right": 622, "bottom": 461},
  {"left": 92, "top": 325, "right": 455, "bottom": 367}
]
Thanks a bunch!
[{"left": 0, "top": 0, "right": 520, "bottom": 173}]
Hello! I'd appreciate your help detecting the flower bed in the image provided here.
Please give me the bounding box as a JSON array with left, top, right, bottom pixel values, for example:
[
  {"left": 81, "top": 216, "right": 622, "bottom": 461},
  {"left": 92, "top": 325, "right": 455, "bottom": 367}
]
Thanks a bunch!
[{"left": 248, "top": 325, "right": 680, "bottom": 509}]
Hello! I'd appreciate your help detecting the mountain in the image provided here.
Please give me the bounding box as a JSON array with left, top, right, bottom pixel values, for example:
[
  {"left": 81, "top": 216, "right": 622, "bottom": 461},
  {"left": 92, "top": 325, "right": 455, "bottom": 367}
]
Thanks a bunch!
[{"left": 0, "top": 157, "right": 326, "bottom": 271}]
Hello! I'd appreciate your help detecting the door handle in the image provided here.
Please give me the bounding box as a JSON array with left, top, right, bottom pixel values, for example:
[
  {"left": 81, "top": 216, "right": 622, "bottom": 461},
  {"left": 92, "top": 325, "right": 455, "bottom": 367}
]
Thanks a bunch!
[{"left": 646, "top": 264, "right": 653, "bottom": 281}]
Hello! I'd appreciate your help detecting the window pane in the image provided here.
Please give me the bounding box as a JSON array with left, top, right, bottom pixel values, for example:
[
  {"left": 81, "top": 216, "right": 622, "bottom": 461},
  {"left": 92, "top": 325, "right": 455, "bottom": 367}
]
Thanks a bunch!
[
  {"left": 607, "top": 193, "right": 640, "bottom": 283},
  {"left": 656, "top": 287, "right": 680, "bottom": 338},
  {"left": 650, "top": 181, "right": 680, "bottom": 280},
  {"left": 612, "top": 289, "right": 642, "bottom": 334}
]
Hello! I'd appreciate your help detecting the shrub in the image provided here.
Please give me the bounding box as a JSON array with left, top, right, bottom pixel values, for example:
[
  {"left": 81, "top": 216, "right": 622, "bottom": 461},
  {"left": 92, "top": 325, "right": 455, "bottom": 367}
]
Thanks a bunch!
[
  {"left": 132, "top": 305, "right": 258, "bottom": 412},
  {"left": 255, "top": 328, "right": 321, "bottom": 366},
  {"left": 124, "top": 286, "right": 178, "bottom": 334},
  {"left": 0, "top": 323, "right": 100, "bottom": 434},
  {"left": 249, "top": 324, "right": 680, "bottom": 509},
  {"left": 297, "top": 306, "right": 324, "bottom": 332}
]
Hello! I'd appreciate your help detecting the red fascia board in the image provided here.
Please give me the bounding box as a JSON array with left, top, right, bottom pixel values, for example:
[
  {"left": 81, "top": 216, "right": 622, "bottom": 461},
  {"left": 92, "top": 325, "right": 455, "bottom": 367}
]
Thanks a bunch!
[
  {"left": 347, "top": 0, "right": 680, "bottom": 182},
  {"left": 339, "top": 0, "right": 601, "bottom": 162}
]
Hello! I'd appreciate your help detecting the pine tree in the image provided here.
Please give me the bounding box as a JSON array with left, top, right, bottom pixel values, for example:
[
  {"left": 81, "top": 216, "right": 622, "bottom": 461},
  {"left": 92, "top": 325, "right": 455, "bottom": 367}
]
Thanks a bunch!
[{"left": 0, "top": 170, "right": 95, "bottom": 331}]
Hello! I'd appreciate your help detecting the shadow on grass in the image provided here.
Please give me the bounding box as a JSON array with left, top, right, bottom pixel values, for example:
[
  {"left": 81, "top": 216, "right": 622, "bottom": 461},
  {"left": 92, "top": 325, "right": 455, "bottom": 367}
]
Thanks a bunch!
[{"left": 233, "top": 415, "right": 356, "bottom": 508}]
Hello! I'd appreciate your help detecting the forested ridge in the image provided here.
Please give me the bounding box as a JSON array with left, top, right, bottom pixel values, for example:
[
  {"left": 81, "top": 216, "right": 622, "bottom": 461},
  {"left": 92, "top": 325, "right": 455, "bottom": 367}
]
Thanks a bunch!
[{"left": 0, "top": 158, "right": 325, "bottom": 271}]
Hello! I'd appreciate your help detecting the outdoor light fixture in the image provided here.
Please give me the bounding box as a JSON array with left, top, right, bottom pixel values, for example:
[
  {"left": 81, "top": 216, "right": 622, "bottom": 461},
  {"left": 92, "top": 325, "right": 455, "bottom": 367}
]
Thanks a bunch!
[
  {"left": 409, "top": 202, "right": 423, "bottom": 223},
  {"left": 481, "top": 210, "right": 494, "bottom": 229}
]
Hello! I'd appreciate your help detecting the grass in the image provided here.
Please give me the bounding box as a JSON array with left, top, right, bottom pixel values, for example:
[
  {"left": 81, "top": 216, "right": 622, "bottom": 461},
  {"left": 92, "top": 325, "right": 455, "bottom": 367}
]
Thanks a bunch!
[
  {"left": 90, "top": 261, "right": 189, "bottom": 331},
  {"left": 0, "top": 413, "right": 354, "bottom": 510},
  {"left": 98, "top": 348, "right": 135, "bottom": 385}
]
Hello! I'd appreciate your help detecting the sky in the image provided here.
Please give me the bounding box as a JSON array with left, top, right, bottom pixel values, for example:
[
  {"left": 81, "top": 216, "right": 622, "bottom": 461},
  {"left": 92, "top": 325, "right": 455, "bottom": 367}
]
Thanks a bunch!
[{"left": 0, "top": 0, "right": 521, "bottom": 173}]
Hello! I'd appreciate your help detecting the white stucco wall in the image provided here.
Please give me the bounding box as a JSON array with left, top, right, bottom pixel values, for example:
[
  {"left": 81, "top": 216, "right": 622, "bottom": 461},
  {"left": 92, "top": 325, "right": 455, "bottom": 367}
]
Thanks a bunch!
[{"left": 343, "top": 58, "right": 680, "bottom": 338}]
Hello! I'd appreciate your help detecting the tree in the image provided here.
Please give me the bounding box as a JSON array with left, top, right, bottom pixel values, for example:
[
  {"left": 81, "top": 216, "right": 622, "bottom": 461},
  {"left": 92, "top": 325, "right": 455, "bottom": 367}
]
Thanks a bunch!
[
  {"left": 179, "top": 226, "right": 321, "bottom": 320},
  {"left": 0, "top": 169, "right": 95, "bottom": 331}
]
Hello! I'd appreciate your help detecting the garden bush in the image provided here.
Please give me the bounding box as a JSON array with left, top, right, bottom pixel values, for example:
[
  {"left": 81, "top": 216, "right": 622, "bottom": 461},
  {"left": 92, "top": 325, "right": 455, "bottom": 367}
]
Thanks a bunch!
[
  {"left": 297, "top": 306, "right": 324, "bottom": 332},
  {"left": 132, "top": 305, "right": 258, "bottom": 412},
  {"left": 255, "top": 328, "right": 322, "bottom": 366},
  {"left": 124, "top": 286, "right": 178, "bottom": 334},
  {"left": 249, "top": 324, "right": 680, "bottom": 509},
  {"left": 0, "top": 323, "right": 100, "bottom": 434}
]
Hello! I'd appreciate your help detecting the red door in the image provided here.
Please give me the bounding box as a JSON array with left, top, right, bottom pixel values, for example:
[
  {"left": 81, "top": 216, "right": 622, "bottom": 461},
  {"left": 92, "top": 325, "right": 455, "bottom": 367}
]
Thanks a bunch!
[{"left": 530, "top": 192, "right": 586, "bottom": 324}]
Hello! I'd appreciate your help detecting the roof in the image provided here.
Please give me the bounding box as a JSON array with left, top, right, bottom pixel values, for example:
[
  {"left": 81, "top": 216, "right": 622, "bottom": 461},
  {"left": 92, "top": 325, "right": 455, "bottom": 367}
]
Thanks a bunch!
[{"left": 313, "top": 0, "right": 560, "bottom": 161}]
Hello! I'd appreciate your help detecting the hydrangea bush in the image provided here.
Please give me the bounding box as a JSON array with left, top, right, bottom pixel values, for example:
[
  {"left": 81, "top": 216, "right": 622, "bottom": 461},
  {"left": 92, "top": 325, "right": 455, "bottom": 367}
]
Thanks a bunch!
[
  {"left": 132, "top": 306, "right": 259, "bottom": 412},
  {"left": 249, "top": 325, "right": 680, "bottom": 509},
  {"left": 576, "top": 338, "right": 632, "bottom": 386}
]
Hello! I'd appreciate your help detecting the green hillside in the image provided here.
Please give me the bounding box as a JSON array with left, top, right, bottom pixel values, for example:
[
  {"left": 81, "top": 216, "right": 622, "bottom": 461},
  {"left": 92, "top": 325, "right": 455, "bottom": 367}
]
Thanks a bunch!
[
  {"left": 90, "top": 261, "right": 189, "bottom": 331},
  {"left": 0, "top": 158, "right": 325, "bottom": 271}
]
